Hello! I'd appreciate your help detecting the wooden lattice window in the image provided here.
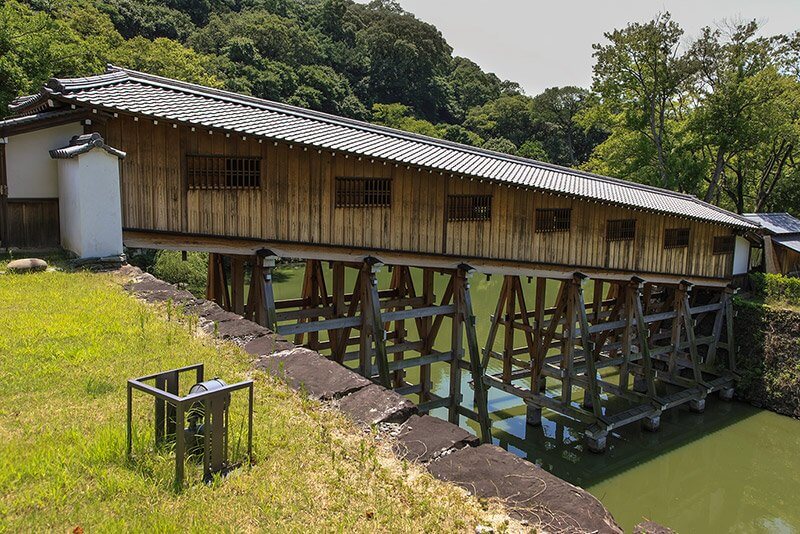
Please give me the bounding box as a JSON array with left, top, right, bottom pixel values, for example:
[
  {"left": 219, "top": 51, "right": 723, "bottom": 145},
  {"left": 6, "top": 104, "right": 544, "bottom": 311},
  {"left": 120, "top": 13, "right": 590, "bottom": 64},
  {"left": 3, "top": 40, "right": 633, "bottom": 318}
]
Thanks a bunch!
[
  {"left": 447, "top": 195, "right": 492, "bottom": 222},
  {"left": 335, "top": 177, "right": 392, "bottom": 207},
  {"left": 535, "top": 208, "right": 571, "bottom": 233},
  {"left": 606, "top": 219, "right": 636, "bottom": 241},
  {"left": 713, "top": 235, "right": 736, "bottom": 255},
  {"left": 187, "top": 155, "right": 261, "bottom": 189},
  {"left": 664, "top": 227, "right": 690, "bottom": 249}
]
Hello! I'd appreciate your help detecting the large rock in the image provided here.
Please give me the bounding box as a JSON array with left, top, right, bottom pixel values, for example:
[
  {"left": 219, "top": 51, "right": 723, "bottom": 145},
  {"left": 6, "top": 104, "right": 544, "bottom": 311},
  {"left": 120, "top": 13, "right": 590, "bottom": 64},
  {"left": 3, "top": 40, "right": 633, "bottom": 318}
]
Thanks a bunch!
[
  {"left": 7, "top": 258, "right": 48, "bottom": 273},
  {"left": 393, "top": 414, "right": 479, "bottom": 463},
  {"left": 254, "top": 347, "right": 370, "bottom": 400},
  {"left": 337, "top": 384, "right": 416, "bottom": 426},
  {"left": 125, "top": 274, "right": 195, "bottom": 304},
  {"left": 243, "top": 334, "right": 294, "bottom": 357},
  {"left": 428, "top": 445, "right": 622, "bottom": 533}
]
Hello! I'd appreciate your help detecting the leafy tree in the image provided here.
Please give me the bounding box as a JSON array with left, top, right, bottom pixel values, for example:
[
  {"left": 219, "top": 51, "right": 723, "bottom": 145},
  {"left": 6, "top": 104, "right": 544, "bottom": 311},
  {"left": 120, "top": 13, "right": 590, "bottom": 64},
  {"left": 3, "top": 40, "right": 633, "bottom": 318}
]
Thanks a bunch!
[
  {"left": 517, "top": 140, "right": 549, "bottom": 162},
  {"left": 464, "top": 94, "right": 535, "bottom": 146},
  {"left": 586, "top": 13, "right": 697, "bottom": 189},
  {"left": 353, "top": 0, "right": 452, "bottom": 120},
  {"left": 482, "top": 137, "right": 517, "bottom": 155},
  {"left": 447, "top": 56, "right": 502, "bottom": 118},
  {"left": 111, "top": 37, "right": 222, "bottom": 87},
  {"left": 101, "top": 0, "right": 194, "bottom": 41},
  {"left": 689, "top": 21, "right": 798, "bottom": 209},
  {"left": 530, "top": 86, "right": 606, "bottom": 166}
]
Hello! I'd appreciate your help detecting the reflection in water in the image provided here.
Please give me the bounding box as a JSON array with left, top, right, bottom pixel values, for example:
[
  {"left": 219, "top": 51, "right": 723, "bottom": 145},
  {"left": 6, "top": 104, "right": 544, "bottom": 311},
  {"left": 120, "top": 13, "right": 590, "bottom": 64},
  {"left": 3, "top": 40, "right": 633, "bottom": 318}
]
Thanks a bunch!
[{"left": 274, "top": 265, "right": 800, "bottom": 533}]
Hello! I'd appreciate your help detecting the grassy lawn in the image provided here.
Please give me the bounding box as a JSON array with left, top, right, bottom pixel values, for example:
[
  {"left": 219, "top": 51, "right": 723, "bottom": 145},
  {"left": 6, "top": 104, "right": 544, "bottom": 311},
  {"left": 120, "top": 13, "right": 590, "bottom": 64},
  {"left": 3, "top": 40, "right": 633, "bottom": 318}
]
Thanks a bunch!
[{"left": 0, "top": 269, "right": 500, "bottom": 532}]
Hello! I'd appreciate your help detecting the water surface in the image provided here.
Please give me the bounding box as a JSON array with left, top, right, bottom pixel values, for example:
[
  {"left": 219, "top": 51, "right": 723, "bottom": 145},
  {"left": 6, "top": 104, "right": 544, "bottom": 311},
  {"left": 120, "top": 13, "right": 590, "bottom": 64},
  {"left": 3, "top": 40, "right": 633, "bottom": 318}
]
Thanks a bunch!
[{"left": 273, "top": 265, "right": 800, "bottom": 533}]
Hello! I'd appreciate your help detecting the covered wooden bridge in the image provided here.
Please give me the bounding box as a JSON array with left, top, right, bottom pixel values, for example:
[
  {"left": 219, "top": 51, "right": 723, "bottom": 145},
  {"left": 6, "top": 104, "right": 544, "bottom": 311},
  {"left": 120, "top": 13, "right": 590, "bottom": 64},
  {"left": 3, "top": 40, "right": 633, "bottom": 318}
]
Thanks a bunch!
[{"left": 1, "top": 66, "right": 759, "bottom": 450}]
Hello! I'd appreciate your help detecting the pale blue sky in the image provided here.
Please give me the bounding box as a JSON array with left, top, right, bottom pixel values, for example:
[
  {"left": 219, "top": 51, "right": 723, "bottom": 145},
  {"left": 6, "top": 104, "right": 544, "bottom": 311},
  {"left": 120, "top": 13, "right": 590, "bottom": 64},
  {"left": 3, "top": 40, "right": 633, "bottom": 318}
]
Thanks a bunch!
[{"left": 357, "top": 0, "right": 800, "bottom": 95}]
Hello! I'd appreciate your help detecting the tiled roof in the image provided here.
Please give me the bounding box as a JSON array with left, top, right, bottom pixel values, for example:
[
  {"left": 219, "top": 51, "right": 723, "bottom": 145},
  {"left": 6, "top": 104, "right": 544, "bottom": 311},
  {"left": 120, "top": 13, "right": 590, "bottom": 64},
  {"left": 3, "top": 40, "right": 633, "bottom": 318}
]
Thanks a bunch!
[
  {"left": 743, "top": 213, "right": 800, "bottom": 235},
  {"left": 10, "top": 66, "right": 756, "bottom": 229},
  {"left": 49, "top": 133, "right": 126, "bottom": 160}
]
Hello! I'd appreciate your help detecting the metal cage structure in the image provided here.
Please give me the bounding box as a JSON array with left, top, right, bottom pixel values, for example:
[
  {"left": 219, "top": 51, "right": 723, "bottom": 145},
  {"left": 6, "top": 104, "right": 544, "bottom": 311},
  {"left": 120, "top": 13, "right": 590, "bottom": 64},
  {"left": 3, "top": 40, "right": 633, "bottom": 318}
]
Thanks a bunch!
[{"left": 126, "top": 363, "right": 254, "bottom": 488}]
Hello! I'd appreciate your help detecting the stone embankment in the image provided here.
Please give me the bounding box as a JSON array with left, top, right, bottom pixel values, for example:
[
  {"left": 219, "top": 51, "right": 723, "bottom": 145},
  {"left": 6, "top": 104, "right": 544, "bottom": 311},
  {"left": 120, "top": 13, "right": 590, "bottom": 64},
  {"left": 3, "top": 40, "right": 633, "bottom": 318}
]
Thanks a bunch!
[{"left": 124, "top": 269, "right": 621, "bottom": 533}]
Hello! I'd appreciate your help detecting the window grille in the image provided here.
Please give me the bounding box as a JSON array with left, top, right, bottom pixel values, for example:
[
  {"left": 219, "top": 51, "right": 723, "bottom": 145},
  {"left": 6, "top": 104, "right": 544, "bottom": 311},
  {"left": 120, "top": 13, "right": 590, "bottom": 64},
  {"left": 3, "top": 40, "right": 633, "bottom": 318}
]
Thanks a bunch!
[
  {"left": 447, "top": 195, "right": 492, "bottom": 222},
  {"left": 606, "top": 219, "right": 636, "bottom": 241},
  {"left": 664, "top": 227, "right": 690, "bottom": 249},
  {"left": 713, "top": 235, "right": 736, "bottom": 255},
  {"left": 187, "top": 155, "right": 261, "bottom": 189},
  {"left": 335, "top": 177, "right": 392, "bottom": 207},
  {"left": 535, "top": 208, "right": 571, "bottom": 233}
]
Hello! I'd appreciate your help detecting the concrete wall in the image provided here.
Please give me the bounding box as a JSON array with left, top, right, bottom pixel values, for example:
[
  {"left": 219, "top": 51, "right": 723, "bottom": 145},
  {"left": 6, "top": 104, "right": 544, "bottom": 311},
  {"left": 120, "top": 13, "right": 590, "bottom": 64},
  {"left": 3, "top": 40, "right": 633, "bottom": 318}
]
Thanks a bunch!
[
  {"left": 56, "top": 149, "right": 123, "bottom": 258},
  {"left": 6, "top": 123, "right": 83, "bottom": 198}
]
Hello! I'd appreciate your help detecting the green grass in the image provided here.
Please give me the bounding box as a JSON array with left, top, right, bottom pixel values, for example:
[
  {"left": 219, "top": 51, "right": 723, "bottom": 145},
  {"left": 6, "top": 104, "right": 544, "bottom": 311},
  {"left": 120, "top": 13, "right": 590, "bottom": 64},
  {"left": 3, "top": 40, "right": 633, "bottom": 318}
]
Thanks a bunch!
[{"left": 0, "top": 270, "right": 499, "bottom": 532}]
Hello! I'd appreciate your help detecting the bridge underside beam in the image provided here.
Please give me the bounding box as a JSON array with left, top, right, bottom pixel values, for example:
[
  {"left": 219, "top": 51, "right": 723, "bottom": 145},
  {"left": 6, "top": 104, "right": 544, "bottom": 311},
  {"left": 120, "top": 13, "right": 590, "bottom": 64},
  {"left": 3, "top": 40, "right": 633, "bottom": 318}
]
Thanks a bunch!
[
  {"left": 123, "top": 229, "right": 732, "bottom": 289},
  {"left": 481, "top": 273, "right": 738, "bottom": 452}
]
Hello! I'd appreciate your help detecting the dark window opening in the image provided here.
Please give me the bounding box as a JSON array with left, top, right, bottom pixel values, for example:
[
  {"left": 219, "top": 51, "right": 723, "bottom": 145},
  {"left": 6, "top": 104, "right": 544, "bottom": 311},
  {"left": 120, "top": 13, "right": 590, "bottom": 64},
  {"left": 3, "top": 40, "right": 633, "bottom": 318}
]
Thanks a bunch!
[
  {"left": 447, "top": 195, "right": 492, "bottom": 222},
  {"left": 535, "top": 208, "right": 571, "bottom": 233},
  {"left": 187, "top": 155, "right": 261, "bottom": 189},
  {"left": 606, "top": 219, "right": 636, "bottom": 241},
  {"left": 664, "top": 227, "right": 690, "bottom": 249},
  {"left": 335, "top": 177, "right": 392, "bottom": 207},
  {"left": 713, "top": 235, "right": 736, "bottom": 255}
]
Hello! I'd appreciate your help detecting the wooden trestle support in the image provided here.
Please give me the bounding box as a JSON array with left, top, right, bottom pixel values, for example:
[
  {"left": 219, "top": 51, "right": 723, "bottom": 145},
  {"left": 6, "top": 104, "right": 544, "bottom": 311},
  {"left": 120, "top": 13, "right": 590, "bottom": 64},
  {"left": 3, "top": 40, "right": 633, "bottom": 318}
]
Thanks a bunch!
[
  {"left": 206, "top": 251, "right": 491, "bottom": 443},
  {"left": 482, "top": 273, "right": 738, "bottom": 452}
]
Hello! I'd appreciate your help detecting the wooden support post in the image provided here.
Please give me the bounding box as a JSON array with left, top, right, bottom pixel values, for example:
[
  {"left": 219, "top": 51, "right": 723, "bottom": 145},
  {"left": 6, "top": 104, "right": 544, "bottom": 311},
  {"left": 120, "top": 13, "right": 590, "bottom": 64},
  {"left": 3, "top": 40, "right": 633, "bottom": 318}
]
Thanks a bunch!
[
  {"left": 620, "top": 282, "right": 633, "bottom": 390},
  {"left": 631, "top": 277, "right": 658, "bottom": 400},
  {"left": 420, "top": 268, "right": 435, "bottom": 401},
  {"left": 532, "top": 277, "right": 546, "bottom": 392},
  {"left": 679, "top": 281, "right": 704, "bottom": 385},
  {"left": 502, "top": 276, "right": 516, "bottom": 383},
  {"left": 258, "top": 250, "right": 279, "bottom": 332},
  {"left": 482, "top": 276, "right": 508, "bottom": 370},
  {"left": 724, "top": 286, "right": 738, "bottom": 372},
  {"left": 668, "top": 284, "right": 684, "bottom": 377},
  {"left": 574, "top": 273, "right": 602, "bottom": 417},
  {"left": 331, "top": 262, "right": 345, "bottom": 362},
  {"left": 562, "top": 279, "right": 575, "bottom": 405},
  {"left": 230, "top": 256, "right": 245, "bottom": 315},
  {"left": 361, "top": 258, "right": 390, "bottom": 386},
  {"left": 449, "top": 270, "right": 464, "bottom": 425},
  {"left": 457, "top": 265, "right": 492, "bottom": 443}
]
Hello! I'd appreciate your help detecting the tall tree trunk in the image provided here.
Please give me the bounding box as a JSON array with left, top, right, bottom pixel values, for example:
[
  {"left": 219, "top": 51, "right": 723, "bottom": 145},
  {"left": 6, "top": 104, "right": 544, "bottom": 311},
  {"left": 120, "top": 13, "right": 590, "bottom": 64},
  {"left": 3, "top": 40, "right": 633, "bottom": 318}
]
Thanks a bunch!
[{"left": 704, "top": 148, "right": 727, "bottom": 203}]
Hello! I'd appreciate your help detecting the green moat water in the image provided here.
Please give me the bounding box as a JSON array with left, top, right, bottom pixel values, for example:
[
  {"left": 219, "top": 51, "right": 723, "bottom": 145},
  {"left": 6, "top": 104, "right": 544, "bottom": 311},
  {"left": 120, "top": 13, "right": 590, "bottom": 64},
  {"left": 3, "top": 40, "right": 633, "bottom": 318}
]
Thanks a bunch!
[{"left": 273, "top": 265, "right": 800, "bottom": 533}]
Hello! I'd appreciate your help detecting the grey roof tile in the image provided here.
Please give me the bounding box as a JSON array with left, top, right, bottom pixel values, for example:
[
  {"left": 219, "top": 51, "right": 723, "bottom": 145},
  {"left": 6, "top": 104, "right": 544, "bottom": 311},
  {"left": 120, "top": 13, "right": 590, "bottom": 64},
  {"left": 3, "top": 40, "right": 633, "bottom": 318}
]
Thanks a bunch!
[{"left": 9, "top": 66, "right": 757, "bottom": 229}]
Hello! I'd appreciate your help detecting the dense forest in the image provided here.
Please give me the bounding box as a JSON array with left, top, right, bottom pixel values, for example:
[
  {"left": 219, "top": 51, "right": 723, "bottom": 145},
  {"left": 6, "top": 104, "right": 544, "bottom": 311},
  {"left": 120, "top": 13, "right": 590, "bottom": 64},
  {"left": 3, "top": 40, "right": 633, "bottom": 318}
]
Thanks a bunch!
[{"left": 2, "top": 0, "right": 799, "bottom": 215}]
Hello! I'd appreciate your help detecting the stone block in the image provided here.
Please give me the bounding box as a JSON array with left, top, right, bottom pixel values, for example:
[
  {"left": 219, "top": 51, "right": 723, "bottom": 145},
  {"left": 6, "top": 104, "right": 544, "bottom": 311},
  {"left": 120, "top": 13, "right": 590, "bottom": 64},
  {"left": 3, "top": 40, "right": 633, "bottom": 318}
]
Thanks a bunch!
[
  {"left": 393, "top": 414, "right": 478, "bottom": 463},
  {"left": 337, "top": 384, "right": 417, "bottom": 426},
  {"left": 7, "top": 258, "right": 48, "bottom": 273},
  {"left": 243, "top": 334, "right": 294, "bottom": 357},
  {"left": 428, "top": 444, "right": 622, "bottom": 533},
  {"left": 254, "top": 347, "right": 370, "bottom": 400}
]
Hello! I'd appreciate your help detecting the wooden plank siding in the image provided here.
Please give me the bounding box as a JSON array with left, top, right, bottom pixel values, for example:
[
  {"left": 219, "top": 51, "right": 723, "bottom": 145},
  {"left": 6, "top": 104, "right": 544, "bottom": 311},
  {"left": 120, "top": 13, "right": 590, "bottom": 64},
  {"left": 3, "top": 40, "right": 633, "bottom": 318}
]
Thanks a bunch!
[
  {"left": 5, "top": 199, "right": 60, "bottom": 248},
  {"left": 104, "top": 117, "right": 737, "bottom": 280}
]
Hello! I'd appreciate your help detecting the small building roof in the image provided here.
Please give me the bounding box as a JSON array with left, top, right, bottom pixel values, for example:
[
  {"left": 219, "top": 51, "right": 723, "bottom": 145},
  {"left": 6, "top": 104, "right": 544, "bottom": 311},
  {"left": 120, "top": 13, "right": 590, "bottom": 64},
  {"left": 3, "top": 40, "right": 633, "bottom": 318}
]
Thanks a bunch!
[
  {"left": 742, "top": 213, "right": 800, "bottom": 235},
  {"left": 774, "top": 235, "right": 800, "bottom": 254},
  {"left": 49, "top": 133, "right": 126, "bottom": 160},
  {"left": 8, "top": 65, "right": 757, "bottom": 229}
]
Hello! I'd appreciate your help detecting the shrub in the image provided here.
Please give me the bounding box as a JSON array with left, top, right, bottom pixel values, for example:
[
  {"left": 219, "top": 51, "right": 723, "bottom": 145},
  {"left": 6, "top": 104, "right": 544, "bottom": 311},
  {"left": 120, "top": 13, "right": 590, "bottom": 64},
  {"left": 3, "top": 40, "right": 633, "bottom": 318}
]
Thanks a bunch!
[
  {"left": 750, "top": 272, "right": 800, "bottom": 306},
  {"left": 152, "top": 250, "right": 208, "bottom": 296}
]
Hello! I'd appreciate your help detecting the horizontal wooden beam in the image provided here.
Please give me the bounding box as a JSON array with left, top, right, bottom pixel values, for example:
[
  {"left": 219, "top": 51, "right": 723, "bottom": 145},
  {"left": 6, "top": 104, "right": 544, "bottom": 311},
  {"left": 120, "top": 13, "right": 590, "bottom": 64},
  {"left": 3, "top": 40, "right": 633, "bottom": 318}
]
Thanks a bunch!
[{"left": 123, "top": 228, "right": 733, "bottom": 288}]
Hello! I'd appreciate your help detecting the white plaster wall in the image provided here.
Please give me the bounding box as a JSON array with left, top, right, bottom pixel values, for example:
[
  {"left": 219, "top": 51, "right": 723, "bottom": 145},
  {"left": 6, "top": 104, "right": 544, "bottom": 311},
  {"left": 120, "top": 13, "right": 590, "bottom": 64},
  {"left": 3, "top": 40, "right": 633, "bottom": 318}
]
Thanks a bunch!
[
  {"left": 5, "top": 123, "right": 83, "bottom": 198},
  {"left": 57, "top": 150, "right": 123, "bottom": 258},
  {"left": 56, "top": 158, "right": 81, "bottom": 254},
  {"left": 733, "top": 235, "right": 750, "bottom": 275}
]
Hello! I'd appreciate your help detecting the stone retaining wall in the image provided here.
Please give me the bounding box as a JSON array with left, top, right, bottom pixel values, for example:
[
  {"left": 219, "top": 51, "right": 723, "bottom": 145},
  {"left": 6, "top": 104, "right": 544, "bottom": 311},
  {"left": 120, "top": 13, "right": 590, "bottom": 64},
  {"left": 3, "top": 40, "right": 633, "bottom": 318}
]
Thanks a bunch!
[{"left": 124, "top": 269, "right": 621, "bottom": 534}]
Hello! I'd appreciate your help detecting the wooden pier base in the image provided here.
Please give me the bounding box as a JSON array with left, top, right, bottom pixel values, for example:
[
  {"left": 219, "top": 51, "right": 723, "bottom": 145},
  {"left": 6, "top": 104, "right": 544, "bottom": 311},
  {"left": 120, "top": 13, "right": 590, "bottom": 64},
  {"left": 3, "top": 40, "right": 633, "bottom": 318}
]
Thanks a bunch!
[
  {"left": 481, "top": 272, "right": 738, "bottom": 452},
  {"left": 208, "top": 252, "right": 492, "bottom": 443}
]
